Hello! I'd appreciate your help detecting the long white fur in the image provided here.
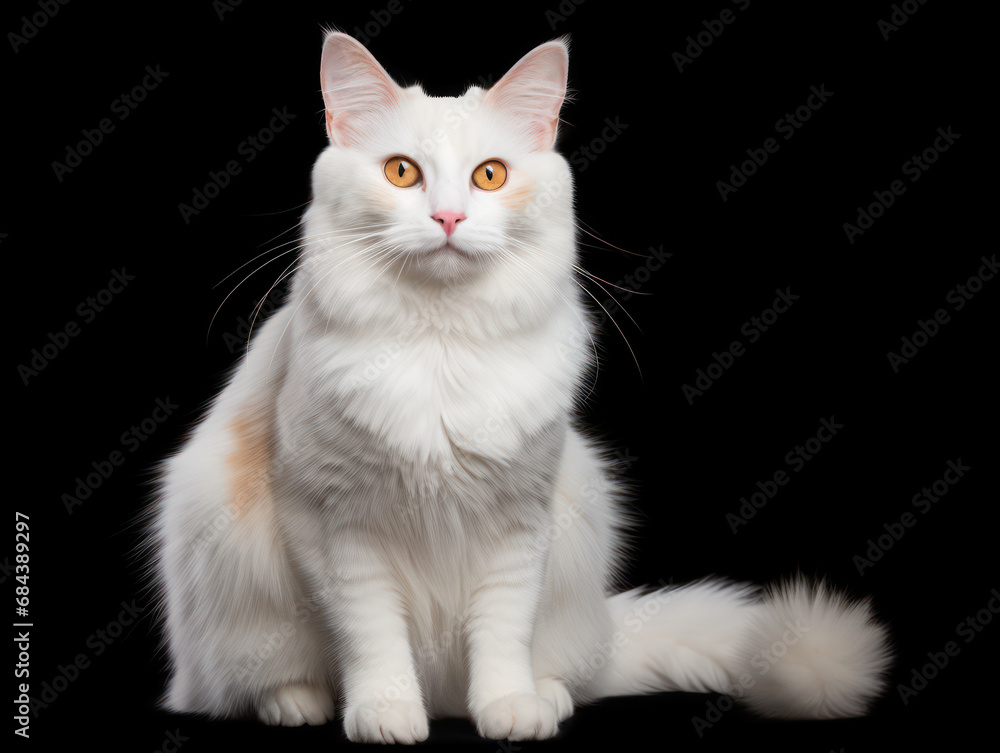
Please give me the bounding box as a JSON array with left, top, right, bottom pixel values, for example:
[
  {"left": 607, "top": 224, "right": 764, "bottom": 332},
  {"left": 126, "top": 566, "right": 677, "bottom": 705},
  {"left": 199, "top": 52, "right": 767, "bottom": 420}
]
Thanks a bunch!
[{"left": 150, "top": 33, "right": 892, "bottom": 742}]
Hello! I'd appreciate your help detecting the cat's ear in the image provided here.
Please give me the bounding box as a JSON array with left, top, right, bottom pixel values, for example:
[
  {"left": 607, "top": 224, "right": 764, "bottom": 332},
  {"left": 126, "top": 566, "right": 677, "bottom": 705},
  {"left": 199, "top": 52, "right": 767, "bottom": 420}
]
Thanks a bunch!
[
  {"left": 320, "top": 31, "right": 400, "bottom": 146},
  {"left": 485, "top": 38, "right": 569, "bottom": 152}
]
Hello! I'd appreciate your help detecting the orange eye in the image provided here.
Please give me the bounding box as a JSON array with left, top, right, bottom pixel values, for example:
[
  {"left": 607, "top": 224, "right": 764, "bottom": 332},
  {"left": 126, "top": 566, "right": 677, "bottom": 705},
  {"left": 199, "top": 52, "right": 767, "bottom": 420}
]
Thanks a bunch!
[
  {"left": 471, "top": 159, "right": 507, "bottom": 191},
  {"left": 384, "top": 156, "right": 422, "bottom": 188}
]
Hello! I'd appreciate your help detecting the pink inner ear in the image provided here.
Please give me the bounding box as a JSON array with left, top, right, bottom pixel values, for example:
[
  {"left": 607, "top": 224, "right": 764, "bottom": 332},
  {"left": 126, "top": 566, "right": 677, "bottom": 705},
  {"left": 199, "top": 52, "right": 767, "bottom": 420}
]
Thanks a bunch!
[
  {"left": 321, "top": 32, "right": 400, "bottom": 146},
  {"left": 485, "top": 41, "right": 569, "bottom": 152},
  {"left": 529, "top": 117, "right": 559, "bottom": 150}
]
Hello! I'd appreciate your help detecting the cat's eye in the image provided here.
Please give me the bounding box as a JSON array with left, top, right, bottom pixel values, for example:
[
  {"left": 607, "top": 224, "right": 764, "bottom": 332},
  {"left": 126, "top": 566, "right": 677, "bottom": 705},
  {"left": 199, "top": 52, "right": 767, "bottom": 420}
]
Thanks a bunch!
[
  {"left": 471, "top": 160, "right": 508, "bottom": 191},
  {"left": 384, "top": 156, "right": 422, "bottom": 188}
]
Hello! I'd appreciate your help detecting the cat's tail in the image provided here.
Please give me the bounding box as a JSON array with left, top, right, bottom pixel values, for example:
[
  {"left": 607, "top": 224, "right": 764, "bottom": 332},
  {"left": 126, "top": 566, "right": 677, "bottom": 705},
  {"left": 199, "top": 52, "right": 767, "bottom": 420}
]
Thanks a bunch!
[{"left": 581, "top": 578, "right": 892, "bottom": 719}]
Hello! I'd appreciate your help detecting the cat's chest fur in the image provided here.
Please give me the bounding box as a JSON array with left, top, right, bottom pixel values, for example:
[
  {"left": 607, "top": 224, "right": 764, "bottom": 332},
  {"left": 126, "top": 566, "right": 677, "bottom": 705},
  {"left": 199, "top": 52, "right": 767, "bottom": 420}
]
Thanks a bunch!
[{"left": 273, "top": 300, "right": 585, "bottom": 512}]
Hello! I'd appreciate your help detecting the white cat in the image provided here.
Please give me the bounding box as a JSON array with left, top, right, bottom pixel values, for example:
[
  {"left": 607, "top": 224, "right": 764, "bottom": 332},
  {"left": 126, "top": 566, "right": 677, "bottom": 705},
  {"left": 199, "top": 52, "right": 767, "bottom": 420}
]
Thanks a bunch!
[{"left": 150, "top": 33, "right": 891, "bottom": 742}]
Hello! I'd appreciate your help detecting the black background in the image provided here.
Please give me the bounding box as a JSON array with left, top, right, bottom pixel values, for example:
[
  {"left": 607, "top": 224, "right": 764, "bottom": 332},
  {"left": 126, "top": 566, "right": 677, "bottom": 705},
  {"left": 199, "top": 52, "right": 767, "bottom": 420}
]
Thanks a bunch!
[{"left": 8, "top": 1, "right": 995, "bottom": 751}]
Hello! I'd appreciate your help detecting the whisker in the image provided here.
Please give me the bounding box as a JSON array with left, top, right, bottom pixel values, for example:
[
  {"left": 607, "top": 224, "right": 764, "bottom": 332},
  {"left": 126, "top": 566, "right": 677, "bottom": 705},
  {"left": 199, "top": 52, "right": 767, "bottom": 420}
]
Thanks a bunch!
[
  {"left": 213, "top": 224, "right": 393, "bottom": 290},
  {"left": 270, "top": 236, "right": 401, "bottom": 370},
  {"left": 574, "top": 219, "right": 646, "bottom": 257},
  {"left": 209, "top": 229, "right": 387, "bottom": 344},
  {"left": 490, "top": 242, "right": 602, "bottom": 402},
  {"left": 503, "top": 235, "right": 643, "bottom": 335},
  {"left": 498, "top": 233, "right": 643, "bottom": 386}
]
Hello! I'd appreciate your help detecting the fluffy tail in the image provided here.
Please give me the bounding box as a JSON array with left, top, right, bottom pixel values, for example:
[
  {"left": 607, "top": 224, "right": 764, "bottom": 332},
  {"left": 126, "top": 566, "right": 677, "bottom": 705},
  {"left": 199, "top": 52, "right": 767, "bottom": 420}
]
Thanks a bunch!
[{"left": 583, "top": 578, "right": 892, "bottom": 719}]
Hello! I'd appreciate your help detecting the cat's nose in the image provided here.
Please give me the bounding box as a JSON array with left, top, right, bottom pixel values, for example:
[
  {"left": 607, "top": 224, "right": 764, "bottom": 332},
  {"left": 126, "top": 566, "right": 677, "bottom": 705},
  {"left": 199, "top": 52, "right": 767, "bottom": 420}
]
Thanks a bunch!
[{"left": 432, "top": 210, "right": 466, "bottom": 237}]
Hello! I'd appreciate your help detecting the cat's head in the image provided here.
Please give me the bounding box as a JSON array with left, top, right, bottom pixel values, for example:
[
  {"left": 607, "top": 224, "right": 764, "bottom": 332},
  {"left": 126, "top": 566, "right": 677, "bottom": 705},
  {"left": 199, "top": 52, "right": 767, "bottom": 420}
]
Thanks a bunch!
[{"left": 301, "top": 32, "right": 576, "bottom": 325}]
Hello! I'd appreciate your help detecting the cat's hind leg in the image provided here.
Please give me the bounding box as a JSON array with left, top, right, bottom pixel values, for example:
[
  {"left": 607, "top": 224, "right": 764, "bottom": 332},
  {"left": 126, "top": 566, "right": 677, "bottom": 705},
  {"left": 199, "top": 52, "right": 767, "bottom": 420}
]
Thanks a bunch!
[
  {"left": 256, "top": 683, "right": 337, "bottom": 726},
  {"left": 154, "top": 396, "right": 335, "bottom": 725},
  {"left": 531, "top": 428, "right": 627, "bottom": 713}
]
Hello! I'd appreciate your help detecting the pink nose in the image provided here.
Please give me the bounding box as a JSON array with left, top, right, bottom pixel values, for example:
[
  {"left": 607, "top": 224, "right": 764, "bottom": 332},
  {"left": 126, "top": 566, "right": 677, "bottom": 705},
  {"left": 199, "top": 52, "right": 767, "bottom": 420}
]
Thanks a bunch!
[{"left": 432, "top": 210, "right": 466, "bottom": 237}]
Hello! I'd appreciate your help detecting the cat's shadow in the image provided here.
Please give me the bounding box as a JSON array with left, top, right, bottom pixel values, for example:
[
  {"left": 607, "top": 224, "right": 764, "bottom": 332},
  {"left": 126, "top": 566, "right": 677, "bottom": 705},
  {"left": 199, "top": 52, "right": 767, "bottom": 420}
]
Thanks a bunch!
[{"left": 423, "top": 716, "right": 575, "bottom": 746}]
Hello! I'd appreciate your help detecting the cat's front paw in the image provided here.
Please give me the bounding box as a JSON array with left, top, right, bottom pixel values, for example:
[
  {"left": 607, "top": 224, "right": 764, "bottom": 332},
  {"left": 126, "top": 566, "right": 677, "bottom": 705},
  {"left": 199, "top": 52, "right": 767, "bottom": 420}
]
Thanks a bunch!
[
  {"left": 343, "top": 699, "right": 429, "bottom": 744},
  {"left": 475, "top": 692, "right": 559, "bottom": 741},
  {"left": 257, "top": 683, "right": 336, "bottom": 726}
]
